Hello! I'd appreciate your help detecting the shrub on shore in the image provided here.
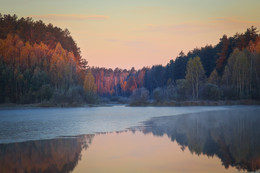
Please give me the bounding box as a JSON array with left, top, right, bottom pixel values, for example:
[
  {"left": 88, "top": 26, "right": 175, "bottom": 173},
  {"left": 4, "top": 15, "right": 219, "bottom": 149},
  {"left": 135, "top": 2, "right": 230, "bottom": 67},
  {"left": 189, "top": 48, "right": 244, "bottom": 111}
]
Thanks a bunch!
[{"left": 130, "top": 87, "right": 149, "bottom": 106}]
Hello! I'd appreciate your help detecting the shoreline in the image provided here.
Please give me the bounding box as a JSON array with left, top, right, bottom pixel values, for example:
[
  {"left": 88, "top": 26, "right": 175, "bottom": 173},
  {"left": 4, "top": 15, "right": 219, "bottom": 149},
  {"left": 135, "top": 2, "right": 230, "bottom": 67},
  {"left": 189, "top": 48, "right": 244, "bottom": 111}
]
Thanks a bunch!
[
  {"left": 130, "top": 99, "right": 260, "bottom": 107},
  {"left": 0, "top": 99, "right": 260, "bottom": 109}
]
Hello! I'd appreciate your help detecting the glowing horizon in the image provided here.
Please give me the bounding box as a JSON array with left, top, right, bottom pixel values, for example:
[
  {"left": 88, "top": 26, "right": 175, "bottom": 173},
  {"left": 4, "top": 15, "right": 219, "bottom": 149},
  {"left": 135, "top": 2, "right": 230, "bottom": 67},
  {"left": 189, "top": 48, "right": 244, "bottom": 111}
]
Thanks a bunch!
[{"left": 2, "top": 0, "right": 260, "bottom": 70}]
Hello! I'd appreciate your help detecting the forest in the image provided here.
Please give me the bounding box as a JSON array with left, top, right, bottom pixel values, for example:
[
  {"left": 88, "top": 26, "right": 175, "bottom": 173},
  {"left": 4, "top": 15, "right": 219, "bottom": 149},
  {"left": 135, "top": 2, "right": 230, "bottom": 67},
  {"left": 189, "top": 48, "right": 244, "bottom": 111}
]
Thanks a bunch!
[{"left": 0, "top": 14, "right": 260, "bottom": 105}]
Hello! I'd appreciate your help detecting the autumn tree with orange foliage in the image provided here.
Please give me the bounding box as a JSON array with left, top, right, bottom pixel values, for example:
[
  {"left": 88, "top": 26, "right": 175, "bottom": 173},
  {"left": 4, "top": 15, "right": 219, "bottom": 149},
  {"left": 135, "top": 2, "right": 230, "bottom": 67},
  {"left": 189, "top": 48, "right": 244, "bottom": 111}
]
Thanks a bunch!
[{"left": 0, "top": 14, "right": 88, "bottom": 103}]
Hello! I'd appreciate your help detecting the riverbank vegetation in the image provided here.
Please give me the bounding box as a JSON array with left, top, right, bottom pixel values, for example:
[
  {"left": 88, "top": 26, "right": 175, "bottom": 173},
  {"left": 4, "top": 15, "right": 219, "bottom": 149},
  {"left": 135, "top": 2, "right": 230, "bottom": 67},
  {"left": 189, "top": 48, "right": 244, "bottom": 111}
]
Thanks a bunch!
[{"left": 0, "top": 14, "right": 260, "bottom": 106}]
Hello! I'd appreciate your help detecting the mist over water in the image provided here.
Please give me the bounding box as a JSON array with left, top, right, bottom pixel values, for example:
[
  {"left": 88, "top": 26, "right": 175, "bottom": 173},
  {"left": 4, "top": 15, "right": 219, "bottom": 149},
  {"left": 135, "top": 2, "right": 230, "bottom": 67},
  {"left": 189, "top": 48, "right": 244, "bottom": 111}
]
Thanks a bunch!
[
  {"left": 0, "top": 105, "right": 230, "bottom": 143},
  {"left": 133, "top": 107, "right": 260, "bottom": 172}
]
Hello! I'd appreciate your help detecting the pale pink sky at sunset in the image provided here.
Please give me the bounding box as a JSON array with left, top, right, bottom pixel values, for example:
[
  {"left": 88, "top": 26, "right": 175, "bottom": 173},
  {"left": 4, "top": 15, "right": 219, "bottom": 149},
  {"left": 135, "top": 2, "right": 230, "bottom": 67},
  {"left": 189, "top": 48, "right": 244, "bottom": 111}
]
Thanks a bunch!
[{"left": 2, "top": 0, "right": 260, "bottom": 69}]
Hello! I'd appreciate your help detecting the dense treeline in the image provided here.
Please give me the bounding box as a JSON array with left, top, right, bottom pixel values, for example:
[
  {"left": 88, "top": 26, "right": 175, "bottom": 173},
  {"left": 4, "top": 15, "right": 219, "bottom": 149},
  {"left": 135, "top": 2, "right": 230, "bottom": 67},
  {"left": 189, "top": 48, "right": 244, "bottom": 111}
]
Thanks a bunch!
[
  {"left": 157, "top": 26, "right": 259, "bottom": 86},
  {"left": 0, "top": 13, "right": 260, "bottom": 104},
  {"left": 0, "top": 14, "right": 92, "bottom": 104},
  {"left": 146, "top": 26, "right": 260, "bottom": 101},
  {"left": 90, "top": 27, "right": 260, "bottom": 102},
  {"left": 91, "top": 67, "right": 146, "bottom": 97}
]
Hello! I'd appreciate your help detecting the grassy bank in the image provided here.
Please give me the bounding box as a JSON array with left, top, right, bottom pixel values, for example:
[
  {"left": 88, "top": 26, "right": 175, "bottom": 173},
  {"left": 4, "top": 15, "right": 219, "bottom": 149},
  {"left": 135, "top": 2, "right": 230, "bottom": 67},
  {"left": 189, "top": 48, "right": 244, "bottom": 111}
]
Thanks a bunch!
[
  {"left": 129, "top": 99, "right": 260, "bottom": 107},
  {"left": 0, "top": 102, "right": 106, "bottom": 108}
]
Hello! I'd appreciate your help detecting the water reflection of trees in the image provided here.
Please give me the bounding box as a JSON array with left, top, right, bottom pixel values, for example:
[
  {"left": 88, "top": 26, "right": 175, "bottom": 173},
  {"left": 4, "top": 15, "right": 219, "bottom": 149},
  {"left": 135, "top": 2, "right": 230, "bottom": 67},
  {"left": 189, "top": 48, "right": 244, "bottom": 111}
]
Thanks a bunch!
[
  {"left": 0, "top": 135, "right": 94, "bottom": 173},
  {"left": 135, "top": 108, "right": 260, "bottom": 172}
]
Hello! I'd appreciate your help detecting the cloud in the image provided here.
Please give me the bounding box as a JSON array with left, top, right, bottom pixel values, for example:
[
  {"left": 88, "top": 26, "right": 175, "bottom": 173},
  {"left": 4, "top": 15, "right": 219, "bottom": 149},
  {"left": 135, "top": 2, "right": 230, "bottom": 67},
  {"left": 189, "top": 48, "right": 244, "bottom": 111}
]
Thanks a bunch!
[
  {"left": 136, "top": 23, "right": 213, "bottom": 35},
  {"left": 213, "top": 17, "right": 260, "bottom": 27},
  {"left": 136, "top": 17, "right": 260, "bottom": 35},
  {"left": 30, "top": 14, "right": 109, "bottom": 20},
  {"left": 214, "top": 17, "right": 258, "bottom": 24}
]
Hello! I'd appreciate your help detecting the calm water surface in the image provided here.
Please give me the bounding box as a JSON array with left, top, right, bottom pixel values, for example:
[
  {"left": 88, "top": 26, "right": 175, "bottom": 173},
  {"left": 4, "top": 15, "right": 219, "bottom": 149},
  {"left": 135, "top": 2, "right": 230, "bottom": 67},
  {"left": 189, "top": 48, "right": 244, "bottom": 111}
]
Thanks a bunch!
[
  {"left": 0, "top": 105, "right": 228, "bottom": 143},
  {"left": 0, "top": 106, "right": 259, "bottom": 172}
]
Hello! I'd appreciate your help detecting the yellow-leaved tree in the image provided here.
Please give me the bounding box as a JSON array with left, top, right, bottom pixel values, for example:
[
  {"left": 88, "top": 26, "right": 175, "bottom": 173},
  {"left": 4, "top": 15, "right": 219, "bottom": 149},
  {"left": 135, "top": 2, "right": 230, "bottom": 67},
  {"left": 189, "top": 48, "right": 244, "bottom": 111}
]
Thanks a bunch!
[
  {"left": 84, "top": 70, "right": 97, "bottom": 103},
  {"left": 222, "top": 49, "right": 250, "bottom": 98},
  {"left": 185, "top": 56, "right": 205, "bottom": 100}
]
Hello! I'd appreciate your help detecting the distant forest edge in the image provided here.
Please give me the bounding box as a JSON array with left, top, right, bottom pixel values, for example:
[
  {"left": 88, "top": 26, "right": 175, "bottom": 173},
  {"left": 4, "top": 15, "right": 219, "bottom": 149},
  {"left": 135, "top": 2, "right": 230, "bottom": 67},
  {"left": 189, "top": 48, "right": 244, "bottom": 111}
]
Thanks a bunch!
[{"left": 0, "top": 14, "right": 260, "bottom": 105}]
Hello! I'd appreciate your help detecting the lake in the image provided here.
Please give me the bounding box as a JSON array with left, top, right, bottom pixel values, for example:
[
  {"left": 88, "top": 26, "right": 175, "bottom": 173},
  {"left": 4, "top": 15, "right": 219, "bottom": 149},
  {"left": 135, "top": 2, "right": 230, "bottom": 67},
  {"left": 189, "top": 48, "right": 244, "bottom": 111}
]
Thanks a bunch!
[{"left": 0, "top": 106, "right": 259, "bottom": 172}]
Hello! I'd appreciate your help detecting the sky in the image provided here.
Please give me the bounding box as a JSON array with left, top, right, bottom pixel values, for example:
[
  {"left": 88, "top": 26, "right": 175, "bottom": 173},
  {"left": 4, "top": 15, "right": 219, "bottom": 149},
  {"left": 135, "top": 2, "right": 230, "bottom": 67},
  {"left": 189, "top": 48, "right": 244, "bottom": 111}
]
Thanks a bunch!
[{"left": 1, "top": 0, "right": 260, "bottom": 69}]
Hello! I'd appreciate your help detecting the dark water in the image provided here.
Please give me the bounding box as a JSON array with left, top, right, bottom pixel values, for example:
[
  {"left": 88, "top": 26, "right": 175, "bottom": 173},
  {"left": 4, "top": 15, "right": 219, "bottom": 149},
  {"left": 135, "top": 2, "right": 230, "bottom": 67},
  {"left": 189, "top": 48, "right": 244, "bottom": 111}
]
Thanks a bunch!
[{"left": 0, "top": 106, "right": 259, "bottom": 172}]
